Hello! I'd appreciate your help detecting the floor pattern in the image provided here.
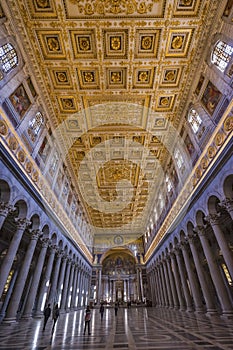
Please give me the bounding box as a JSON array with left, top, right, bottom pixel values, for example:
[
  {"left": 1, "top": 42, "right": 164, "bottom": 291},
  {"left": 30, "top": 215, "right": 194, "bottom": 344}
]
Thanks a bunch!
[{"left": 0, "top": 307, "right": 233, "bottom": 349}]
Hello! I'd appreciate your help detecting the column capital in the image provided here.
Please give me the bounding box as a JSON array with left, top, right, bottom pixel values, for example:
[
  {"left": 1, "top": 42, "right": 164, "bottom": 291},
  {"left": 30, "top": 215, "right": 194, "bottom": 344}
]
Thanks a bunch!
[
  {"left": 41, "top": 237, "right": 50, "bottom": 248},
  {"left": 14, "top": 217, "right": 31, "bottom": 230},
  {"left": 193, "top": 225, "right": 206, "bottom": 236},
  {"left": 173, "top": 246, "right": 182, "bottom": 256},
  {"left": 0, "top": 202, "right": 16, "bottom": 216},
  {"left": 219, "top": 198, "right": 233, "bottom": 212},
  {"left": 56, "top": 249, "right": 64, "bottom": 259},
  {"left": 49, "top": 244, "right": 57, "bottom": 253},
  {"left": 28, "top": 229, "right": 42, "bottom": 240},
  {"left": 186, "top": 233, "right": 197, "bottom": 245},
  {"left": 67, "top": 257, "right": 72, "bottom": 264},
  {"left": 165, "top": 253, "right": 171, "bottom": 262},
  {"left": 62, "top": 254, "right": 68, "bottom": 261},
  {"left": 205, "top": 213, "right": 221, "bottom": 226},
  {"left": 180, "top": 241, "right": 188, "bottom": 251}
]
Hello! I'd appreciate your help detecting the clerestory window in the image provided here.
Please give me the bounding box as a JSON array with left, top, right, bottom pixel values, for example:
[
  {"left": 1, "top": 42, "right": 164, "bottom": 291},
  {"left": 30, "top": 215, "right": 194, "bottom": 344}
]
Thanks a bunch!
[
  {"left": 0, "top": 43, "right": 18, "bottom": 73},
  {"left": 211, "top": 40, "right": 233, "bottom": 72},
  {"left": 188, "top": 109, "right": 202, "bottom": 134},
  {"left": 29, "top": 112, "right": 44, "bottom": 136}
]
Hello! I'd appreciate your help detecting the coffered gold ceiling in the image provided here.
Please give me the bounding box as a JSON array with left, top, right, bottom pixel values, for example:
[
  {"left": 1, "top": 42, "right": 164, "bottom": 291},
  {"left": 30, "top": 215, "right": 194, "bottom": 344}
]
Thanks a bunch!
[{"left": 8, "top": 0, "right": 220, "bottom": 246}]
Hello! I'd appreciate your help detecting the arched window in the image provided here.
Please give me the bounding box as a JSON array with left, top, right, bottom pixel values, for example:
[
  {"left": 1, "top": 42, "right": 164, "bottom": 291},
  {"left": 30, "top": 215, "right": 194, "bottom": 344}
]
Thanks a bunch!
[
  {"left": 0, "top": 43, "right": 18, "bottom": 73},
  {"left": 28, "top": 112, "right": 44, "bottom": 136},
  {"left": 188, "top": 109, "right": 202, "bottom": 133},
  {"left": 211, "top": 40, "right": 233, "bottom": 72}
]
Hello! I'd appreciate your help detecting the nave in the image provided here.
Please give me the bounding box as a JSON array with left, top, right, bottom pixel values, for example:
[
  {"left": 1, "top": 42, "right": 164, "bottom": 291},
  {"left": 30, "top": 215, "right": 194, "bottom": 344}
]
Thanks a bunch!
[{"left": 0, "top": 307, "right": 233, "bottom": 350}]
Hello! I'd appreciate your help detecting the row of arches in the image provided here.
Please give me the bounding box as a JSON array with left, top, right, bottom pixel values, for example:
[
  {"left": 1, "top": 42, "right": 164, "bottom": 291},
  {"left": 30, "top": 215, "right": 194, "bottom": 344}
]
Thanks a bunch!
[
  {"left": 0, "top": 163, "right": 92, "bottom": 322},
  {"left": 147, "top": 165, "right": 233, "bottom": 317}
]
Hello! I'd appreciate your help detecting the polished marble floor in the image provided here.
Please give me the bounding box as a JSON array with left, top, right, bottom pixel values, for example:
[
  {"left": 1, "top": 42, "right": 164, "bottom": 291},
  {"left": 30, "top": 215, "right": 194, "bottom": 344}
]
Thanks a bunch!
[{"left": 0, "top": 306, "right": 233, "bottom": 349}]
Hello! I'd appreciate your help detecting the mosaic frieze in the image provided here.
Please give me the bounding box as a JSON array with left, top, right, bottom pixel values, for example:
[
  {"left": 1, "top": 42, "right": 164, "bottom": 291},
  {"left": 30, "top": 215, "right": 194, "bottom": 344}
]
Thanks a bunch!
[{"left": 165, "top": 28, "right": 193, "bottom": 57}]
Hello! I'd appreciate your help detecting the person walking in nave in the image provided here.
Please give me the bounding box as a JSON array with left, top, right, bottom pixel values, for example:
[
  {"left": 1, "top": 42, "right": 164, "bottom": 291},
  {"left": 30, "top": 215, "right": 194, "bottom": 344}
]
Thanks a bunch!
[
  {"left": 83, "top": 305, "right": 92, "bottom": 335},
  {"left": 43, "top": 303, "right": 51, "bottom": 331},
  {"left": 114, "top": 302, "right": 118, "bottom": 316},
  {"left": 51, "top": 304, "right": 60, "bottom": 334},
  {"left": 99, "top": 303, "right": 104, "bottom": 321}
]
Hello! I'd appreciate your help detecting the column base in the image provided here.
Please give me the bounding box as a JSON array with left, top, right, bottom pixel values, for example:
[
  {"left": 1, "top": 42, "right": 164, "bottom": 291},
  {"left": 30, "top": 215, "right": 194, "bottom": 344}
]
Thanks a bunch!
[
  {"left": 194, "top": 308, "right": 205, "bottom": 314},
  {"left": 221, "top": 311, "right": 233, "bottom": 319},
  {"left": 206, "top": 309, "right": 218, "bottom": 317},
  {"left": 2, "top": 317, "right": 17, "bottom": 323},
  {"left": 21, "top": 314, "right": 33, "bottom": 320},
  {"left": 179, "top": 307, "right": 186, "bottom": 311},
  {"left": 186, "top": 307, "right": 194, "bottom": 312}
]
